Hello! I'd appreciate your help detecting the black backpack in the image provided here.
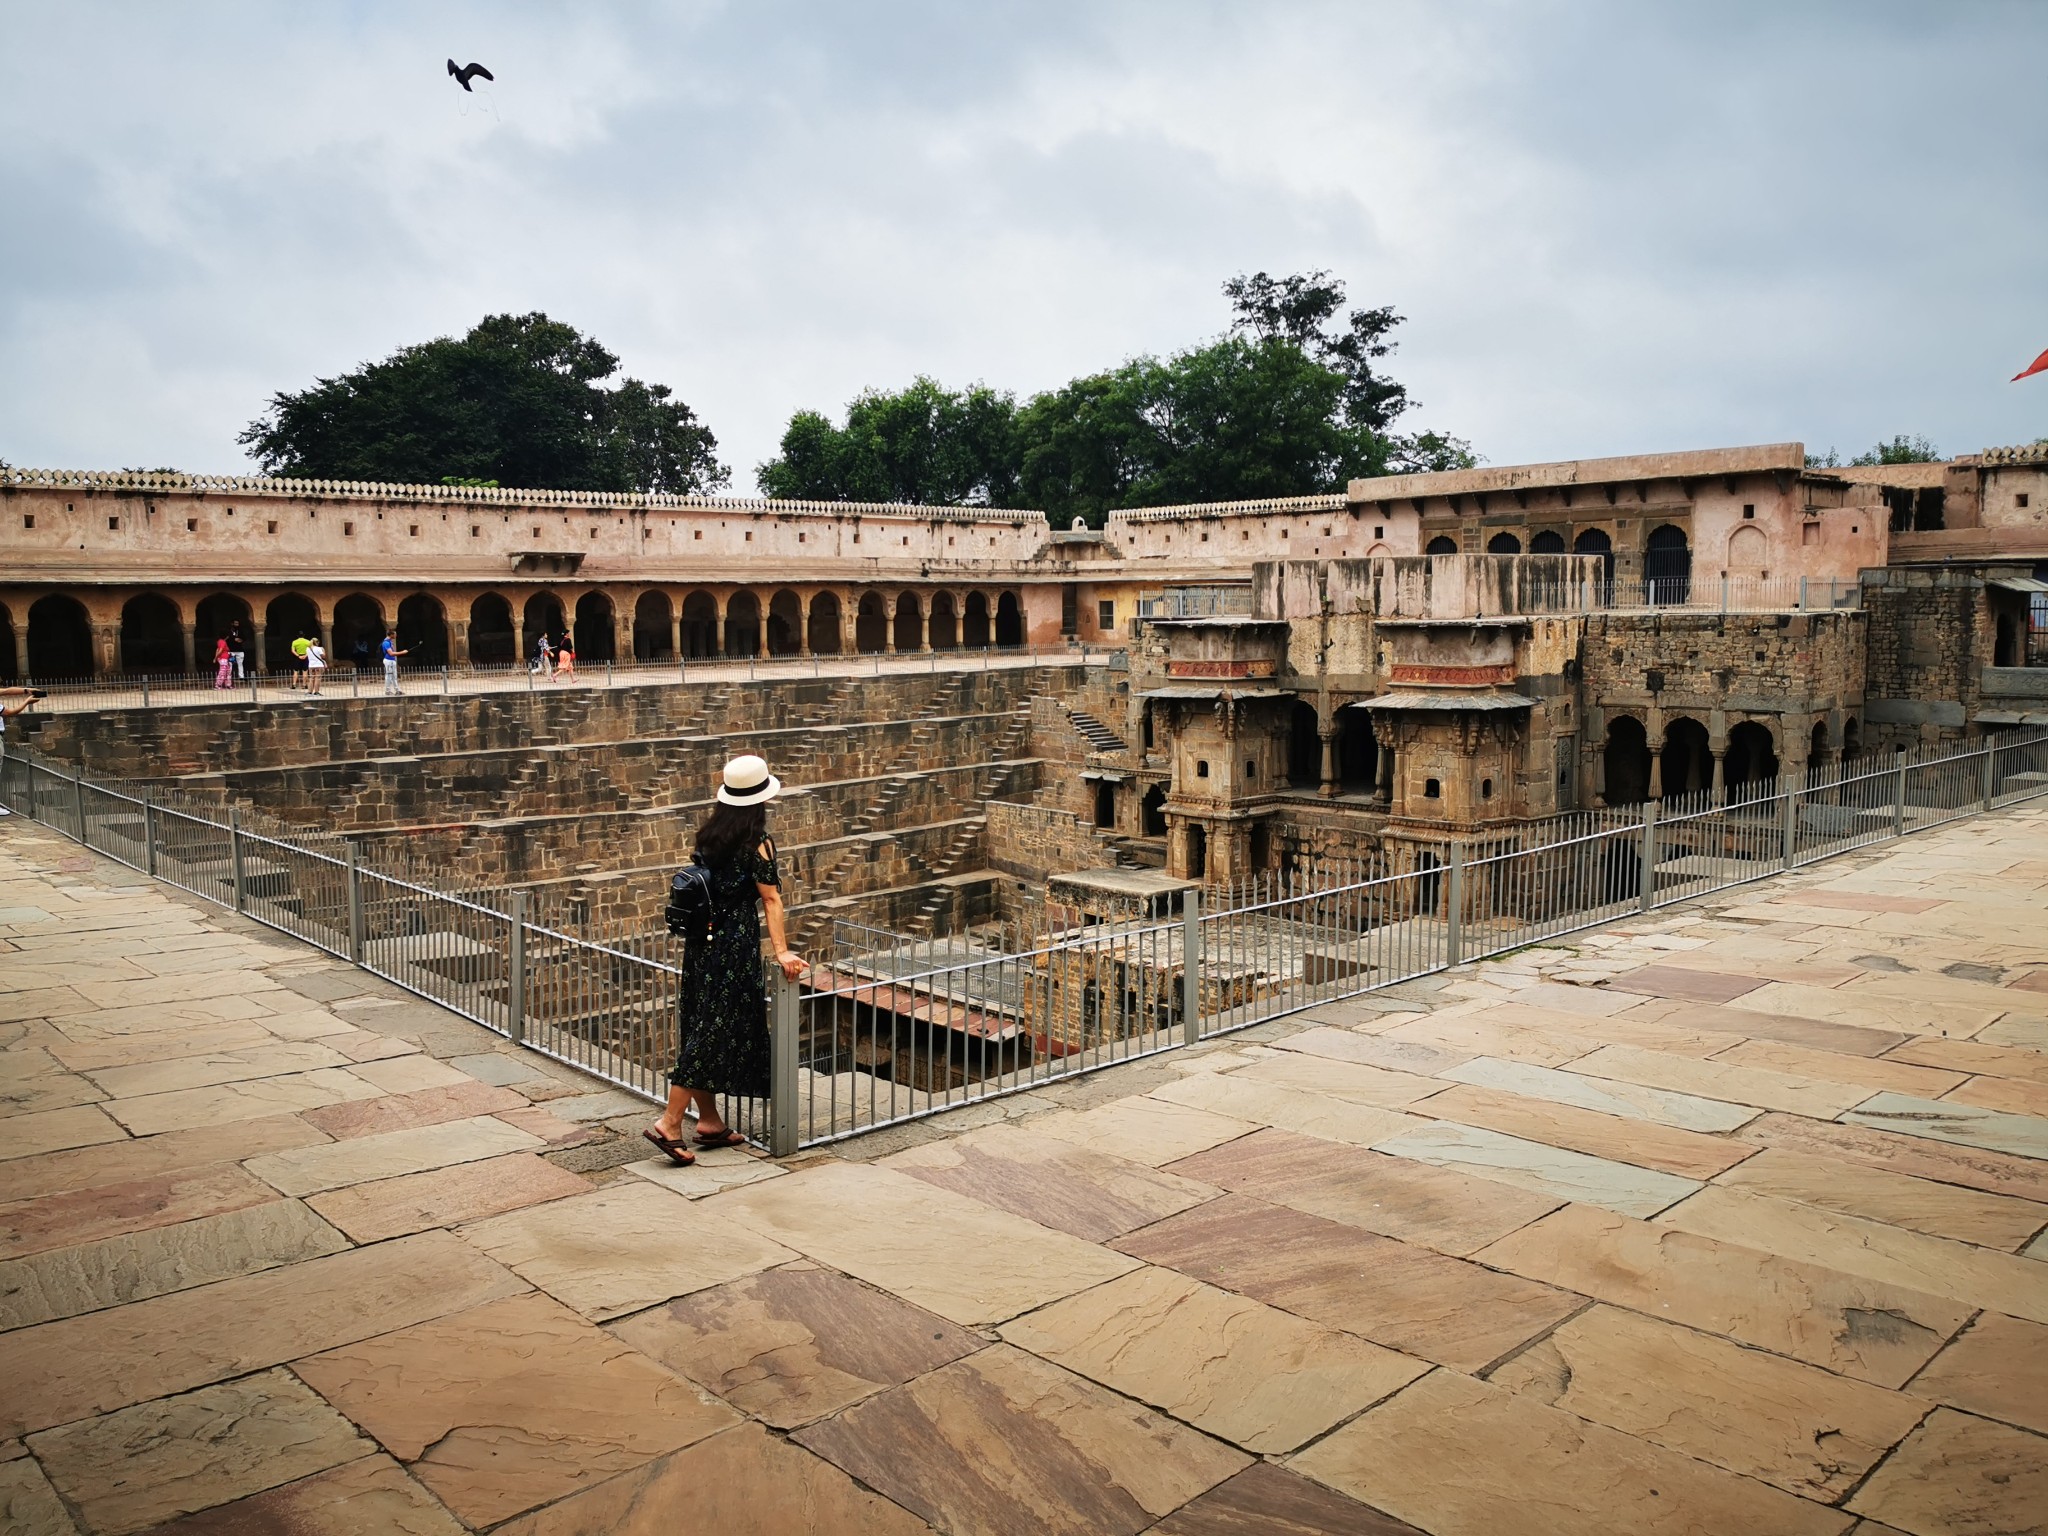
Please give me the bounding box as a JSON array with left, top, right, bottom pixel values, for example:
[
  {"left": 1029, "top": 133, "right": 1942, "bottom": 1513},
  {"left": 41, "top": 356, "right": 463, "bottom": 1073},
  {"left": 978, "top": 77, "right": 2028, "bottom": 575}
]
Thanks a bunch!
[{"left": 665, "top": 859, "right": 715, "bottom": 941}]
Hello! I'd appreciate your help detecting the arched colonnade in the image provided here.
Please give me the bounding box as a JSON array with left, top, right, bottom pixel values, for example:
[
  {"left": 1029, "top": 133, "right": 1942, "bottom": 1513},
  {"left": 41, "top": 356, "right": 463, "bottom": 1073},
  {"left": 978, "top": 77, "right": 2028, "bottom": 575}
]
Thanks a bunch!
[{"left": 1598, "top": 710, "right": 1855, "bottom": 806}]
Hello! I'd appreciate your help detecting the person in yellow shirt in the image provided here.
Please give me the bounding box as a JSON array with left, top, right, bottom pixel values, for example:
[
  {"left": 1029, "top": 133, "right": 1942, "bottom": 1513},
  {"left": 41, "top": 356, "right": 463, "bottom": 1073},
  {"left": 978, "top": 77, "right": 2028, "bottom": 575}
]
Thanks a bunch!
[{"left": 289, "top": 634, "right": 313, "bottom": 690}]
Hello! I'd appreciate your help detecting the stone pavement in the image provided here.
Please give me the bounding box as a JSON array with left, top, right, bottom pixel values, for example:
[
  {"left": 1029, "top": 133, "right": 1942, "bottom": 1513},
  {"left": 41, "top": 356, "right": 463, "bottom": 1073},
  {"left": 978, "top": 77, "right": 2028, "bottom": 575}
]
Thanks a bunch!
[{"left": 2, "top": 810, "right": 2047, "bottom": 1535}]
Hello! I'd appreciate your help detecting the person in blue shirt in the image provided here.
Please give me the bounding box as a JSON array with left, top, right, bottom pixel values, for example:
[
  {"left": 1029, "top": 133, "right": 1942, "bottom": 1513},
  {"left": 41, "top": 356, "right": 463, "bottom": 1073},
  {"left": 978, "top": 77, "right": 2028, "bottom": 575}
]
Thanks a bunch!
[{"left": 380, "top": 630, "right": 408, "bottom": 695}]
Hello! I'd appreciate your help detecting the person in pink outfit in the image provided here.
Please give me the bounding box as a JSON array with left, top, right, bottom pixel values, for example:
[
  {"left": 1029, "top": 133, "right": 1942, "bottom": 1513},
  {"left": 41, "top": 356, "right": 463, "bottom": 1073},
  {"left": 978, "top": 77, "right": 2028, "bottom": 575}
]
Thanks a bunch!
[{"left": 213, "top": 635, "right": 233, "bottom": 688}]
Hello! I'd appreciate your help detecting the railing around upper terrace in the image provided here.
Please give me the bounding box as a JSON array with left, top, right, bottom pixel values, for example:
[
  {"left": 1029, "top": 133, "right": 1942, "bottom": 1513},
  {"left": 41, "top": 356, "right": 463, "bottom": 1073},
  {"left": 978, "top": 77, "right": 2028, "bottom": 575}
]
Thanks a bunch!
[{"left": 6, "top": 726, "right": 2044, "bottom": 1154}]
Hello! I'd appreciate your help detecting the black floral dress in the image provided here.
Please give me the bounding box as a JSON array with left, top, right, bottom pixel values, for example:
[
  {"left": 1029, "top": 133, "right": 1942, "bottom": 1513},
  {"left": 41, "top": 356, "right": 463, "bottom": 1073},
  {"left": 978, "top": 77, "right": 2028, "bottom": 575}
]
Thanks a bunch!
[{"left": 669, "top": 838, "right": 777, "bottom": 1097}]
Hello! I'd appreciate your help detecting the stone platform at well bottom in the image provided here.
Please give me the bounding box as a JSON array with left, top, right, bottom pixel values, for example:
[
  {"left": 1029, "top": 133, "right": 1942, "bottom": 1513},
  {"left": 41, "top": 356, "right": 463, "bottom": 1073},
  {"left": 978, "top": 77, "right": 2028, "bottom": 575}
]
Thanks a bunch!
[{"left": 1, "top": 807, "right": 2045, "bottom": 1535}]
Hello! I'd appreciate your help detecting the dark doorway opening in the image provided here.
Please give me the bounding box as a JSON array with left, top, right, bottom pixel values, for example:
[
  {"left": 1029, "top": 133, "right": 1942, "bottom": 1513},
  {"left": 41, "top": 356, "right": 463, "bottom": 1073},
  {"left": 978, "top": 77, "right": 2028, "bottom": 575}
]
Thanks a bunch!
[
  {"left": 767, "top": 591, "right": 802, "bottom": 656},
  {"left": 963, "top": 593, "right": 991, "bottom": 648},
  {"left": 264, "top": 592, "right": 320, "bottom": 674},
  {"left": 1339, "top": 710, "right": 1378, "bottom": 793},
  {"left": 397, "top": 594, "right": 447, "bottom": 668},
  {"left": 894, "top": 593, "right": 922, "bottom": 653},
  {"left": 1574, "top": 528, "right": 1615, "bottom": 597},
  {"left": 1725, "top": 721, "right": 1778, "bottom": 800},
  {"left": 725, "top": 592, "right": 761, "bottom": 657},
  {"left": 995, "top": 591, "right": 1024, "bottom": 647},
  {"left": 0, "top": 602, "right": 18, "bottom": 682},
  {"left": 1426, "top": 535, "right": 1458, "bottom": 555},
  {"left": 1645, "top": 525, "right": 1692, "bottom": 605},
  {"left": 1094, "top": 780, "right": 1116, "bottom": 828},
  {"left": 808, "top": 591, "right": 842, "bottom": 655},
  {"left": 634, "top": 591, "right": 674, "bottom": 660},
  {"left": 1531, "top": 529, "right": 1566, "bottom": 554},
  {"left": 681, "top": 592, "right": 720, "bottom": 658},
  {"left": 855, "top": 592, "right": 888, "bottom": 653},
  {"left": 1186, "top": 823, "right": 1207, "bottom": 880},
  {"left": 1603, "top": 716, "right": 1651, "bottom": 805},
  {"left": 194, "top": 593, "right": 252, "bottom": 677},
  {"left": 1287, "top": 701, "right": 1322, "bottom": 788},
  {"left": 929, "top": 593, "right": 958, "bottom": 650},
  {"left": 28, "top": 595, "right": 95, "bottom": 679},
  {"left": 1661, "top": 716, "right": 1712, "bottom": 800},
  {"left": 469, "top": 593, "right": 516, "bottom": 665},
  {"left": 573, "top": 591, "right": 615, "bottom": 662},
  {"left": 333, "top": 594, "right": 384, "bottom": 671},
  {"left": 1141, "top": 783, "right": 1168, "bottom": 836},
  {"left": 522, "top": 592, "right": 565, "bottom": 666},
  {"left": 1487, "top": 532, "right": 1522, "bottom": 554},
  {"left": 121, "top": 593, "right": 184, "bottom": 674}
]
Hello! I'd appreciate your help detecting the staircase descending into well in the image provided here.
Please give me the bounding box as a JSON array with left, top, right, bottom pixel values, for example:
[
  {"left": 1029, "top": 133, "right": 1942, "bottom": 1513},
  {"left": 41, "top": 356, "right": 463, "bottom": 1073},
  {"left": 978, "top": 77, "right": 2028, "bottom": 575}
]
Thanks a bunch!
[{"left": 1067, "top": 708, "right": 1128, "bottom": 754}]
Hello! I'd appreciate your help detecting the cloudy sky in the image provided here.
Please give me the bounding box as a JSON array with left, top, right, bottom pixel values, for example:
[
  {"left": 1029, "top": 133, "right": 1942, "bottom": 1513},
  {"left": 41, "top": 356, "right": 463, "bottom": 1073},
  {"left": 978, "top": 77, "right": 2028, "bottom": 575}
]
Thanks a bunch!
[{"left": 2, "top": 2, "right": 2043, "bottom": 492}]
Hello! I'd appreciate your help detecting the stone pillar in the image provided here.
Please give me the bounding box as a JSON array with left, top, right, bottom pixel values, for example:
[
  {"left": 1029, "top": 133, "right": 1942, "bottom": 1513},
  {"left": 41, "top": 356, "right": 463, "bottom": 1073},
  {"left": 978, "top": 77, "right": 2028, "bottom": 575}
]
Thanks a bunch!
[
  {"left": 613, "top": 595, "right": 633, "bottom": 665},
  {"left": 180, "top": 623, "right": 197, "bottom": 675},
  {"left": 1375, "top": 728, "right": 1394, "bottom": 805},
  {"left": 92, "top": 622, "right": 119, "bottom": 678},
  {"left": 1319, "top": 726, "right": 1337, "bottom": 798},
  {"left": 1710, "top": 747, "right": 1726, "bottom": 804},
  {"left": 449, "top": 619, "right": 470, "bottom": 666},
  {"left": 799, "top": 592, "right": 813, "bottom": 656},
  {"left": 885, "top": 593, "right": 900, "bottom": 654},
  {"left": 1647, "top": 711, "right": 1665, "bottom": 800},
  {"left": 669, "top": 598, "right": 682, "bottom": 663}
]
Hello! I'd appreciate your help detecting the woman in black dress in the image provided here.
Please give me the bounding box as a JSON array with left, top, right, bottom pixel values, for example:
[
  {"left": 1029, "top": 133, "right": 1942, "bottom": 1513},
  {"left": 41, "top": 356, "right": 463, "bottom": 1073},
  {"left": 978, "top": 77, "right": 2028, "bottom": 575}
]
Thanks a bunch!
[{"left": 645, "top": 754, "right": 804, "bottom": 1165}]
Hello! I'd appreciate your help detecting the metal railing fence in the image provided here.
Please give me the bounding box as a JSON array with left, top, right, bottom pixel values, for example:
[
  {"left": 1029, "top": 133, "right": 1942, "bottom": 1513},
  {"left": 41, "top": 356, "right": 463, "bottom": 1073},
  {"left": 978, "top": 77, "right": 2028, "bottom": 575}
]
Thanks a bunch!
[{"left": 6, "top": 726, "right": 2047, "bottom": 1155}]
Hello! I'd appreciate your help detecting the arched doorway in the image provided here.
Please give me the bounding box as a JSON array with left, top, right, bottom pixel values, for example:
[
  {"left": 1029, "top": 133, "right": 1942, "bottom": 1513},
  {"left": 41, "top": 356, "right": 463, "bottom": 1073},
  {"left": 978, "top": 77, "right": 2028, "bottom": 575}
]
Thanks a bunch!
[
  {"left": 1186, "top": 823, "right": 1207, "bottom": 880},
  {"left": 522, "top": 592, "right": 565, "bottom": 666},
  {"left": 1141, "top": 784, "right": 1168, "bottom": 837},
  {"left": 1842, "top": 718, "right": 1861, "bottom": 763},
  {"left": 963, "top": 593, "right": 991, "bottom": 648},
  {"left": 1725, "top": 721, "right": 1778, "bottom": 800},
  {"left": 1339, "top": 710, "right": 1378, "bottom": 793},
  {"left": 1531, "top": 530, "right": 1565, "bottom": 554},
  {"left": 807, "top": 592, "right": 843, "bottom": 655},
  {"left": 397, "top": 593, "right": 447, "bottom": 668},
  {"left": 893, "top": 593, "right": 923, "bottom": 653},
  {"left": 725, "top": 592, "right": 761, "bottom": 657},
  {"left": 1661, "top": 717, "right": 1712, "bottom": 800},
  {"left": 681, "top": 591, "right": 719, "bottom": 658},
  {"left": 0, "top": 602, "right": 17, "bottom": 682},
  {"left": 633, "top": 591, "right": 674, "bottom": 661},
  {"left": 120, "top": 593, "right": 184, "bottom": 674},
  {"left": 995, "top": 591, "right": 1023, "bottom": 647},
  {"left": 1810, "top": 720, "right": 1830, "bottom": 781},
  {"left": 194, "top": 593, "right": 252, "bottom": 675},
  {"left": 929, "top": 593, "right": 958, "bottom": 650},
  {"left": 573, "top": 591, "right": 615, "bottom": 662},
  {"left": 333, "top": 593, "right": 384, "bottom": 671},
  {"left": 1426, "top": 536, "right": 1458, "bottom": 556},
  {"left": 469, "top": 593, "right": 516, "bottom": 665},
  {"left": 1287, "top": 701, "right": 1321, "bottom": 788},
  {"left": 767, "top": 591, "right": 802, "bottom": 656},
  {"left": 265, "top": 592, "right": 321, "bottom": 672},
  {"left": 27, "top": 595, "right": 94, "bottom": 679},
  {"left": 855, "top": 592, "right": 888, "bottom": 654},
  {"left": 1487, "top": 532, "right": 1522, "bottom": 554},
  {"left": 1645, "top": 525, "right": 1692, "bottom": 605},
  {"left": 1574, "top": 528, "right": 1615, "bottom": 597},
  {"left": 1603, "top": 716, "right": 1650, "bottom": 805}
]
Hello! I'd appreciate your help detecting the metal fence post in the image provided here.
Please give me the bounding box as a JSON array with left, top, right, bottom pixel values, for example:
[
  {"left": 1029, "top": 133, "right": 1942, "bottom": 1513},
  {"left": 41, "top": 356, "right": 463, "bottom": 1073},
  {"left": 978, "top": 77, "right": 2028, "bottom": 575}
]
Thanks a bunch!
[
  {"left": 71, "top": 767, "right": 88, "bottom": 847},
  {"left": 141, "top": 675, "right": 150, "bottom": 709},
  {"left": 345, "top": 841, "right": 365, "bottom": 963},
  {"left": 229, "top": 807, "right": 247, "bottom": 913},
  {"left": 1893, "top": 757, "right": 1908, "bottom": 837},
  {"left": 144, "top": 791, "right": 158, "bottom": 878},
  {"left": 769, "top": 969, "right": 801, "bottom": 1157},
  {"left": 507, "top": 889, "right": 527, "bottom": 1044},
  {"left": 1180, "top": 890, "right": 1202, "bottom": 1047},
  {"left": 1447, "top": 841, "right": 1468, "bottom": 964},
  {"left": 1638, "top": 798, "right": 1658, "bottom": 913},
  {"left": 1780, "top": 781, "right": 1798, "bottom": 870},
  {"left": 1982, "top": 743, "right": 1996, "bottom": 811}
]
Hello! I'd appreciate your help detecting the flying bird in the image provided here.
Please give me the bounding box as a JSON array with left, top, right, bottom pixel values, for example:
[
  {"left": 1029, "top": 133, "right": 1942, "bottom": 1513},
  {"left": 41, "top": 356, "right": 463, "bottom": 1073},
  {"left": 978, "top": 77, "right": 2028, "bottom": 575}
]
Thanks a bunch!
[{"left": 447, "top": 59, "right": 494, "bottom": 92}]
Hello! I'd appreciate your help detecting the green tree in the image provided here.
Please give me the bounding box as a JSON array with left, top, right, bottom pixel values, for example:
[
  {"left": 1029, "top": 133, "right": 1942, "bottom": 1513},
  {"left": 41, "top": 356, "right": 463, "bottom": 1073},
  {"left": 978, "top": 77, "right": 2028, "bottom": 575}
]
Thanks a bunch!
[
  {"left": 1850, "top": 434, "right": 1940, "bottom": 466},
  {"left": 239, "top": 313, "right": 728, "bottom": 493},
  {"left": 757, "top": 377, "right": 1018, "bottom": 504}
]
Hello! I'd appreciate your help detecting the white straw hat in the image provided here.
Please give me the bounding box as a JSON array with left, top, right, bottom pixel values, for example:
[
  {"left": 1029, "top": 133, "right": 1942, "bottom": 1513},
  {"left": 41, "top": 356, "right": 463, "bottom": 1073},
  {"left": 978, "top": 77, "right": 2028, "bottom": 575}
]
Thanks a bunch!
[{"left": 717, "top": 754, "right": 782, "bottom": 806}]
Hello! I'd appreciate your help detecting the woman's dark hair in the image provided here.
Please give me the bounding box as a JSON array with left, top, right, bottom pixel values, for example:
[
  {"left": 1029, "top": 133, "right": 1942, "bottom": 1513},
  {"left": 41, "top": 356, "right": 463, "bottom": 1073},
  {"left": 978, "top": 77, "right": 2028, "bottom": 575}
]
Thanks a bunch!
[{"left": 695, "top": 800, "right": 767, "bottom": 866}]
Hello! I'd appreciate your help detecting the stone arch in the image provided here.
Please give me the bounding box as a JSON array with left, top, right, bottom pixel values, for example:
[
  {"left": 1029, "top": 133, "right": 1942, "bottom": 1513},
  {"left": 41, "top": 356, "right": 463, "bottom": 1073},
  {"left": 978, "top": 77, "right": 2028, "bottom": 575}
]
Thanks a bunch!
[
  {"left": 893, "top": 592, "right": 923, "bottom": 652},
  {"left": 1574, "top": 528, "right": 1615, "bottom": 595},
  {"left": 1426, "top": 535, "right": 1458, "bottom": 556},
  {"left": 855, "top": 592, "right": 888, "bottom": 654},
  {"left": 1725, "top": 720, "right": 1778, "bottom": 800},
  {"left": 333, "top": 593, "right": 385, "bottom": 669},
  {"left": 1141, "top": 783, "right": 1168, "bottom": 836},
  {"left": 194, "top": 592, "right": 252, "bottom": 674},
  {"left": 633, "top": 590, "right": 674, "bottom": 661},
  {"left": 0, "top": 601, "right": 17, "bottom": 682},
  {"left": 1366, "top": 542, "right": 1392, "bottom": 558},
  {"left": 522, "top": 592, "right": 565, "bottom": 665},
  {"left": 1487, "top": 532, "right": 1522, "bottom": 554},
  {"left": 27, "top": 594, "right": 95, "bottom": 679},
  {"left": 1810, "top": 720, "right": 1831, "bottom": 781},
  {"left": 1603, "top": 715, "right": 1651, "bottom": 806},
  {"left": 1530, "top": 529, "right": 1566, "bottom": 554},
  {"left": 1287, "top": 700, "right": 1322, "bottom": 788},
  {"left": 1661, "top": 716, "right": 1712, "bottom": 800},
  {"left": 929, "top": 592, "right": 959, "bottom": 650},
  {"left": 963, "top": 592, "right": 991, "bottom": 649},
  {"left": 265, "top": 592, "right": 322, "bottom": 670},
  {"left": 807, "top": 591, "right": 843, "bottom": 655},
  {"left": 725, "top": 591, "right": 762, "bottom": 657},
  {"left": 468, "top": 593, "right": 516, "bottom": 666},
  {"left": 995, "top": 590, "right": 1024, "bottom": 647},
  {"left": 1727, "top": 524, "right": 1767, "bottom": 572},
  {"left": 1842, "top": 718, "right": 1862, "bottom": 762},
  {"left": 767, "top": 590, "right": 802, "bottom": 656},
  {"left": 397, "top": 593, "right": 447, "bottom": 668},
  {"left": 1645, "top": 524, "right": 1692, "bottom": 604},
  {"left": 572, "top": 590, "right": 615, "bottom": 662},
  {"left": 681, "top": 591, "right": 719, "bottom": 658},
  {"left": 120, "top": 593, "right": 184, "bottom": 674}
]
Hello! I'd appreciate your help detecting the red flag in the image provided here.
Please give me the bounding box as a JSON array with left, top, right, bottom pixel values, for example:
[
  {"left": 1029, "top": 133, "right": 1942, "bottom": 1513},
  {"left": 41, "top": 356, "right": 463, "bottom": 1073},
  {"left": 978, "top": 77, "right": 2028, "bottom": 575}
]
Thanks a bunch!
[{"left": 2016, "top": 347, "right": 2048, "bottom": 382}]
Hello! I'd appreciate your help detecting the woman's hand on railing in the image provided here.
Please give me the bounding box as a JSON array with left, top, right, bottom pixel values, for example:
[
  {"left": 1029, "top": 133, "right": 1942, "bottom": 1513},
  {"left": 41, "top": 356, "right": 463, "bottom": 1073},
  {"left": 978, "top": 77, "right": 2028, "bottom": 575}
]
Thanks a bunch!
[{"left": 776, "top": 949, "right": 806, "bottom": 980}]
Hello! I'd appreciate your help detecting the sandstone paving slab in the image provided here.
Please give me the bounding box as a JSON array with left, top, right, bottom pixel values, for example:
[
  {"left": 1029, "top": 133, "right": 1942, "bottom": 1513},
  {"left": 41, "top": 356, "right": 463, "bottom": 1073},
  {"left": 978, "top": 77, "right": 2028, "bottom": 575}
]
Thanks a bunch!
[
  {"left": 1734, "top": 980, "right": 1999, "bottom": 1039},
  {"left": 51, "top": 992, "right": 284, "bottom": 1037},
  {"left": 1718, "top": 1146, "right": 2048, "bottom": 1251},
  {"left": 1568, "top": 1041, "right": 1870, "bottom": 1118},
  {"left": 1148, "top": 1461, "right": 1424, "bottom": 1536},
  {"left": 1946, "top": 1072, "right": 2048, "bottom": 1119},
  {"left": 1225, "top": 1050, "right": 1451, "bottom": 1108},
  {"left": 0, "top": 986, "right": 92, "bottom": 1026},
  {"left": 1658, "top": 1185, "right": 2048, "bottom": 1325},
  {"left": 0, "top": 958, "right": 172, "bottom": 993},
  {"left": 1715, "top": 1037, "right": 1970, "bottom": 1098},
  {"left": 329, "top": 1052, "right": 473, "bottom": 1095},
  {"left": 1488, "top": 1304, "right": 1928, "bottom": 1499},
  {"left": 306, "top": 1151, "right": 589, "bottom": 1243},
  {"left": 1847, "top": 1407, "right": 2048, "bottom": 1536},
  {"left": 708, "top": 1160, "right": 1135, "bottom": 1326},
  {"left": 1415, "top": 1081, "right": 1756, "bottom": 1180},
  {"left": 793, "top": 1344, "right": 1248, "bottom": 1536},
  {"left": 258, "top": 1008, "right": 371, "bottom": 1043},
  {"left": 1148, "top": 1070, "right": 1422, "bottom": 1148},
  {"left": 1603, "top": 963, "right": 1767, "bottom": 1004},
  {"left": 1379, "top": 1010, "right": 1596, "bottom": 1067},
  {"left": 493, "top": 1422, "right": 934, "bottom": 1536},
  {"left": 243, "top": 1114, "right": 541, "bottom": 1197},
  {"left": 1796, "top": 890, "right": 1949, "bottom": 914},
  {"left": 1499, "top": 981, "right": 1640, "bottom": 1016},
  {"left": 1620, "top": 995, "right": 1913, "bottom": 1056},
  {"left": 42, "top": 1020, "right": 281, "bottom": 1072},
  {"left": 28, "top": 1368, "right": 371, "bottom": 1536},
  {"left": 106, "top": 1069, "right": 384, "bottom": 1137},
  {"left": 1165, "top": 1127, "right": 1561, "bottom": 1256},
  {"left": 882, "top": 1122, "right": 1218, "bottom": 1241},
  {"left": 0, "top": 1196, "right": 348, "bottom": 1330},
  {"left": 1289, "top": 1367, "right": 1853, "bottom": 1536},
  {"left": 1273, "top": 1025, "right": 1475, "bottom": 1075},
  {"left": 622, "top": 1143, "right": 788, "bottom": 1198},
  {"left": 451, "top": 1051, "right": 555, "bottom": 1087},
  {"left": 0, "top": 1229, "right": 527, "bottom": 1437},
  {"left": 1112, "top": 1192, "right": 1580, "bottom": 1371},
  {"left": 461, "top": 1180, "right": 794, "bottom": 1321},
  {"left": 82, "top": 1040, "right": 353, "bottom": 1099},
  {"left": 606, "top": 1260, "right": 985, "bottom": 1429},
  {"left": 1906, "top": 1311, "right": 2048, "bottom": 1435},
  {"left": 1842, "top": 1090, "right": 2048, "bottom": 1160},
  {"left": 1003, "top": 1264, "right": 1427, "bottom": 1454},
  {"left": 295, "top": 1289, "right": 737, "bottom": 1527},
  {"left": 71, "top": 970, "right": 288, "bottom": 1011},
  {"left": 297, "top": 1078, "right": 527, "bottom": 1140},
  {"left": 1979, "top": 1012, "right": 2048, "bottom": 1050},
  {"left": 1441, "top": 1053, "right": 1756, "bottom": 1132},
  {"left": 0, "top": 1113, "right": 326, "bottom": 1203},
  {"left": 0, "top": 1454, "right": 80, "bottom": 1535},
  {"left": 494, "top": 1104, "right": 603, "bottom": 1148},
  {"left": 144, "top": 1453, "right": 466, "bottom": 1536},
  {"left": 1474, "top": 1204, "right": 1970, "bottom": 1387},
  {"left": 0, "top": 1103, "right": 123, "bottom": 1162},
  {"left": 1028, "top": 1094, "right": 1259, "bottom": 1166},
  {"left": 1737, "top": 1111, "right": 2048, "bottom": 1204},
  {"left": 1371, "top": 1121, "right": 1700, "bottom": 1218},
  {"left": 538, "top": 1088, "right": 654, "bottom": 1122}
]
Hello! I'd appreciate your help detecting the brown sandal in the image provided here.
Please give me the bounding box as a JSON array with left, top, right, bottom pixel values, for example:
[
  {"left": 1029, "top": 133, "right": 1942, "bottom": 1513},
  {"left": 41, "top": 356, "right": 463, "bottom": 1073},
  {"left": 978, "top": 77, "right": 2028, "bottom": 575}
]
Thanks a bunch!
[
  {"left": 694, "top": 1127, "right": 748, "bottom": 1150},
  {"left": 642, "top": 1128, "right": 696, "bottom": 1166}
]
